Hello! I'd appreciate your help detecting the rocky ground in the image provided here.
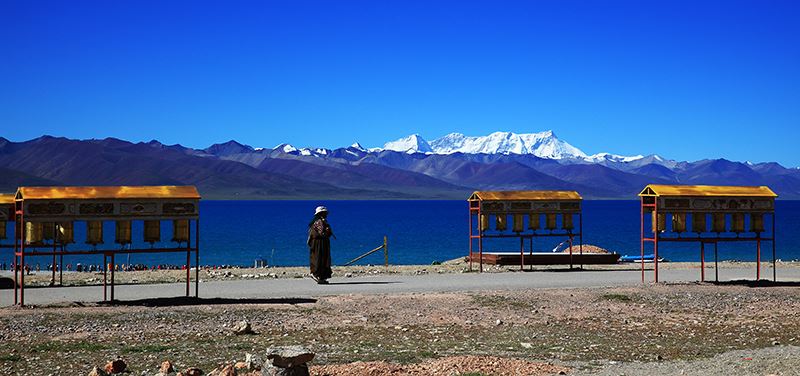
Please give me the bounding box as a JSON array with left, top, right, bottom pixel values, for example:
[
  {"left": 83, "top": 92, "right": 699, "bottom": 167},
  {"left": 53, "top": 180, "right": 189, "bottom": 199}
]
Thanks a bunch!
[{"left": 2, "top": 279, "right": 800, "bottom": 375}]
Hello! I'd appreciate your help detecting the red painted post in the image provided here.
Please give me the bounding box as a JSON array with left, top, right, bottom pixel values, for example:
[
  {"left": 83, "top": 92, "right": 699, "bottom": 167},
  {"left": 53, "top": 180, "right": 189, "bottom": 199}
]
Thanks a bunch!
[
  {"left": 756, "top": 238, "right": 761, "bottom": 281},
  {"left": 654, "top": 200, "right": 659, "bottom": 283},
  {"left": 700, "top": 242, "right": 705, "bottom": 282},
  {"left": 640, "top": 198, "right": 645, "bottom": 283},
  {"left": 468, "top": 206, "right": 473, "bottom": 272}
]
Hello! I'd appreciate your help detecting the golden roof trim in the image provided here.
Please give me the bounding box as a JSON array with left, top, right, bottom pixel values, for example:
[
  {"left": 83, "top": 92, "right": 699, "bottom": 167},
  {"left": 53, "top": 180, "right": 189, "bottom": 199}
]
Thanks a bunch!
[
  {"left": 0, "top": 193, "right": 15, "bottom": 205},
  {"left": 17, "top": 186, "right": 201, "bottom": 200},
  {"left": 469, "top": 190, "right": 582, "bottom": 201},
  {"left": 639, "top": 184, "right": 777, "bottom": 198}
]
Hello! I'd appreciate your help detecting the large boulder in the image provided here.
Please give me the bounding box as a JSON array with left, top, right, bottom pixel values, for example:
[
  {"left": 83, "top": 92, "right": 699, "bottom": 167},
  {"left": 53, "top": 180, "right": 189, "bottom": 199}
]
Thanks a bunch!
[{"left": 265, "top": 346, "right": 315, "bottom": 368}]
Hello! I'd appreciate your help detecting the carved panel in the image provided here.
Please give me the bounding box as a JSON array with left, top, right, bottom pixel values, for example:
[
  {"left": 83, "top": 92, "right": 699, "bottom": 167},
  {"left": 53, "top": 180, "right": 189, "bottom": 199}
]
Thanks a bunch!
[
  {"left": 79, "top": 203, "right": 114, "bottom": 215},
  {"left": 120, "top": 203, "right": 158, "bottom": 215},
  {"left": 28, "top": 202, "right": 67, "bottom": 216},
  {"left": 163, "top": 202, "right": 196, "bottom": 215}
]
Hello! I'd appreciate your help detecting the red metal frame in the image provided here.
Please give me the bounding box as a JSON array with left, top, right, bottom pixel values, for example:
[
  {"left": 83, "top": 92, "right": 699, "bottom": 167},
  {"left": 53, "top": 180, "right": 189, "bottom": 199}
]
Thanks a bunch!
[
  {"left": 469, "top": 201, "right": 583, "bottom": 273},
  {"left": 13, "top": 201, "right": 200, "bottom": 306},
  {"left": 640, "top": 196, "right": 776, "bottom": 283}
]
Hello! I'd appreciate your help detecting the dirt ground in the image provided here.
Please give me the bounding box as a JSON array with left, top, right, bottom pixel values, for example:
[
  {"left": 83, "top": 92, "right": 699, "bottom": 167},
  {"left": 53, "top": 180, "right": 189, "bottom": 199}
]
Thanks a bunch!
[{"left": 2, "top": 279, "right": 800, "bottom": 375}]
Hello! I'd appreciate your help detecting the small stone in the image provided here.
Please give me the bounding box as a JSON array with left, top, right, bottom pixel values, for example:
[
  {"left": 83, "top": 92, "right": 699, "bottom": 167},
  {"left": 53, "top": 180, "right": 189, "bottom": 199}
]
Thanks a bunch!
[
  {"left": 495, "top": 319, "right": 503, "bottom": 326},
  {"left": 88, "top": 367, "right": 108, "bottom": 376},
  {"left": 183, "top": 368, "right": 203, "bottom": 376},
  {"left": 105, "top": 359, "right": 127, "bottom": 374},
  {"left": 772, "top": 340, "right": 780, "bottom": 346},
  {"left": 232, "top": 320, "right": 254, "bottom": 335},
  {"left": 245, "top": 353, "right": 263, "bottom": 371},
  {"left": 160, "top": 360, "right": 175, "bottom": 375},
  {"left": 520, "top": 342, "right": 533, "bottom": 349}
]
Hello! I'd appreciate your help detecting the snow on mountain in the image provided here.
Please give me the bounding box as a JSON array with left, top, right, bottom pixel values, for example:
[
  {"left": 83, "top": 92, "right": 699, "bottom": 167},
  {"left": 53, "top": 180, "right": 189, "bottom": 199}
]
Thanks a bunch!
[
  {"left": 349, "top": 142, "right": 367, "bottom": 152},
  {"left": 383, "top": 134, "right": 433, "bottom": 153},
  {"left": 583, "top": 152, "right": 645, "bottom": 163},
  {"left": 428, "top": 131, "right": 588, "bottom": 159}
]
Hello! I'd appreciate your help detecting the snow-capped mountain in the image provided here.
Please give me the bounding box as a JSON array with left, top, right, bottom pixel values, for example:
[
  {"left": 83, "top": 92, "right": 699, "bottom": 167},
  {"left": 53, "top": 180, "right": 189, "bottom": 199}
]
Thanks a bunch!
[
  {"left": 428, "top": 131, "right": 587, "bottom": 159},
  {"left": 383, "top": 134, "right": 433, "bottom": 153}
]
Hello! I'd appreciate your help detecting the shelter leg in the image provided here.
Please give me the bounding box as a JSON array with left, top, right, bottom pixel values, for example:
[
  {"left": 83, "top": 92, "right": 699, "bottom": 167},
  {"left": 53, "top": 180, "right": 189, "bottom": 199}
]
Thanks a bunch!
[
  {"left": 103, "top": 254, "right": 107, "bottom": 302},
  {"left": 195, "top": 218, "right": 200, "bottom": 297},
  {"left": 111, "top": 253, "right": 115, "bottom": 302},
  {"left": 519, "top": 237, "right": 524, "bottom": 270},
  {"left": 757, "top": 238, "right": 761, "bottom": 281},
  {"left": 715, "top": 242, "right": 719, "bottom": 283},
  {"left": 569, "top": 235, "right": 573, "bottom": 270},
  {"left": 700, "top": 242, "right": 705, "bottom": 282}
]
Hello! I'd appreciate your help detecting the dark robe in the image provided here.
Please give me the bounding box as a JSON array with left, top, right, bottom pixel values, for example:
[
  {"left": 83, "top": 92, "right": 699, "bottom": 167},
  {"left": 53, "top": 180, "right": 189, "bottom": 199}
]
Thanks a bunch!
[{"left": 308, "top": 217, "right": 332, "bottom": 280}]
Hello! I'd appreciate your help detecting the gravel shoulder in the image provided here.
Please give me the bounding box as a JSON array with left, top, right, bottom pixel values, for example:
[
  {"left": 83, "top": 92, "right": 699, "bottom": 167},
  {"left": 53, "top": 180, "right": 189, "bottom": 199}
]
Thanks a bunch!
[{"left": 2, "top": 279, "right": 800, "bottom": 375}]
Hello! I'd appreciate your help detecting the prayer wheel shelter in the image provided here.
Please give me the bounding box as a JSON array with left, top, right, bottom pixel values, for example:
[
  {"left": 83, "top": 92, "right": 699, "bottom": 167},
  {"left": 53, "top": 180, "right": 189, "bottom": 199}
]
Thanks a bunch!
[
  {"left": 639, "top": 184, "right": 777, "bottom": 283},
  {"left": 467, "top": 190, "right": 618, "bottom": 272},
  {"left": 12, "top": 186, "right": 201, "bottom": 306},
  {"left": 0, "top": 193, "right": 14, "bottom": 247}
]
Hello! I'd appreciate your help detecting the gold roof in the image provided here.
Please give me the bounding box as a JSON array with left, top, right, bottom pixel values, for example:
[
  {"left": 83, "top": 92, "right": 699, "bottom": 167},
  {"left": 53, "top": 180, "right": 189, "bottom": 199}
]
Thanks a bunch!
[
  {"left": 17, "top": 186, "right": 201, "bottom": 200},
  {"left": 0, "top": 193, "right": 14, "bottom": 204},
  {"left": 469, "top": 190, "right": 582, "bottom": 201},
  {"left": 639, "top": 184, "right": 777, "bottom": 198}
]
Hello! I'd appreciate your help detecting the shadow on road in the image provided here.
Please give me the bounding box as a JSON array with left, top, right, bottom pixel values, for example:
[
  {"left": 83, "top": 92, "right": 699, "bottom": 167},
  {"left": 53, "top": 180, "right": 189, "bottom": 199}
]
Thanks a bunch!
[
  {"left": 709, "top": 279, "right": 800, "bottom": 288},
  {"left": 324, "top": 281, "right": 401, "bottom": 286},
  {"left": 97, "top": 296, "right": 317, "bottom": 307}
]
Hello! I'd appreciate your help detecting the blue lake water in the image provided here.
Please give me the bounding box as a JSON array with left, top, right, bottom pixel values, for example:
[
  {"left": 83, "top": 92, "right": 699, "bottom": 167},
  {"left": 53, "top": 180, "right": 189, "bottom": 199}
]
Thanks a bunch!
[{"left": 2, "top": 200, "right": 799, "bottom": 268}]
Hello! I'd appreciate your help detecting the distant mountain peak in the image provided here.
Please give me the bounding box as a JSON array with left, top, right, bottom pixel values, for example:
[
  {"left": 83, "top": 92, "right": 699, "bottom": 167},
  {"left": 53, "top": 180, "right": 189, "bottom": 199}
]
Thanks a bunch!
[
  {"left": 427, "top": 130, "right": 587, "bottom": 159},
  {"left": 204, "top": 140, "right": 255, "bottom": 156},
  {"left": 383, "top": 134, "right": 433, "bottom": 153},
  {"left": 350, "top": 142, "right": 366, "bottom": 151}
]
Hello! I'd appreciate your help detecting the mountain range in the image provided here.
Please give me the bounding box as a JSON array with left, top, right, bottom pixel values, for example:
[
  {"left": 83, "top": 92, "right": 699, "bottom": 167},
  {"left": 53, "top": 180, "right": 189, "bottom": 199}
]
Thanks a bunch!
[{"left": 1, "top": 131, "right": 798, "bottom": 199}]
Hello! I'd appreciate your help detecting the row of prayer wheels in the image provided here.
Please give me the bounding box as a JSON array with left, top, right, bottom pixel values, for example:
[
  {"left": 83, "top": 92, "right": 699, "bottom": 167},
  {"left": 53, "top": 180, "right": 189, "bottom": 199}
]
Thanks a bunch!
[
  {"left": 481, "top": 213, "right": 574, "bottom": 232},
  {"left": 23, "top": 220, "right": 191, "bottom": 245},
  {"left": 652, "top": 212, "right": 765, "bottom": 234}
]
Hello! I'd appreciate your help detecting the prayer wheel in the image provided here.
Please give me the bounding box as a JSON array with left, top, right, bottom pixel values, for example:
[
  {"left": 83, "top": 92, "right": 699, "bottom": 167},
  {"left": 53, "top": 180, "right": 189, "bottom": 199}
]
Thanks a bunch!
[
  {"left": 86, "top": 221, "right": 104, "bottom": 245},
  {"left": 480, "top": 214, "right": 489, "bottom": 232},
  {"left": 172, "top": 219, "right": 190, "bottom": 242},
  {"left": 692, "top": 213, "right": 707, "bottom": 233},
  {"left": 712, "top": 213, "right": 726, "bottom": 233},
  {"left": 528, "top": 213, "right": 540, "bottom": 230},
  {"left": 651, "top": 212, "right": 666, "bottom": 233},
  {"left": 545, "top": 214, "right": 557, "bottom": 230},
  {"left": 495, "top": 215, "right": 507, "bottom": 231},
  {"left": 731, "top": 213, "right": 745, "bottom": 233},
  {"left": 672, "top": 213, "right": 686, "bottom": 233},
  {"left": 750, "top": 213, "right": 765, "bottom": 233},
  {"left": 115, "top": 220, "right": 132, "bottom": 245},
  {"left": 25, "top": 222, "right": 43, "bottom": 244},
  {"left": 42, "top": 222, "right": 56, "bottom": 241},
  {"left": 58, "top": 222, "right": 75, "bottom": 244},
  {"left": 512, "top": 214, "right": 524, "bottom": 233},
  {"left": 0, "top": 221, "right": 6, "bottom": 240},
  {"left": 562, "top": 213, "right": 574, "bottom": 231},
  {"left": 144, "top": 220, "right": 161, "bottom": 243}
]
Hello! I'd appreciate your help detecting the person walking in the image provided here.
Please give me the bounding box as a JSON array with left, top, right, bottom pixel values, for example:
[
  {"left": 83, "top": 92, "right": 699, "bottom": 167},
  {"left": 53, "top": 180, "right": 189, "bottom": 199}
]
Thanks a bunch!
[{"left": 307, "top": 205, "right": 334, "bottom": 284}]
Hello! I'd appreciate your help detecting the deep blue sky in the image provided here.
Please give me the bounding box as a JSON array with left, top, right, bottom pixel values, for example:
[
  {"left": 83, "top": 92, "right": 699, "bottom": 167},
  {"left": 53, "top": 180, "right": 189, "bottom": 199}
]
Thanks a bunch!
[{"left": 1, "top": 1, "right": 798, "bottom": 165}]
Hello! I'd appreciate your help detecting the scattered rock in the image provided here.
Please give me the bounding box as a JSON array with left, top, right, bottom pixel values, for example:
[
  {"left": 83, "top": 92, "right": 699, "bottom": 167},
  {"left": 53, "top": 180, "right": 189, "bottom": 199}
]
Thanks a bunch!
[
  {"left": 244, "top": 353, "right": 263, "bottom": 371},
  {"left": 208, "top": 364, "right": 236, "bottom": 376},
  {"left": 159, "top": 360, "right": 175, "bottom": 375},
  {"left": 88, "top": 367, "right": 108, "bottom": 376},
  {"left": 232, "top": 320, "right": 254, "bottom": 335},
  {"left": 105, "top": 359, "right": 127, "bottom": 374},
  {"left": 182, "top": 368, "right": 203, "bottom": 376}
]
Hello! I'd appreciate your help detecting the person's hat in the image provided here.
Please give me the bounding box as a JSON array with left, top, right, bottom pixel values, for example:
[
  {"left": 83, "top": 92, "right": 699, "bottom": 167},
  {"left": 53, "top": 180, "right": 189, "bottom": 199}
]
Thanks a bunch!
[{"left": 315, "top": 206, "right": 328, "bottom": 215}]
